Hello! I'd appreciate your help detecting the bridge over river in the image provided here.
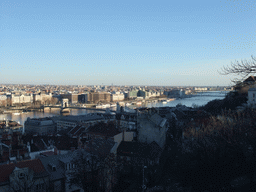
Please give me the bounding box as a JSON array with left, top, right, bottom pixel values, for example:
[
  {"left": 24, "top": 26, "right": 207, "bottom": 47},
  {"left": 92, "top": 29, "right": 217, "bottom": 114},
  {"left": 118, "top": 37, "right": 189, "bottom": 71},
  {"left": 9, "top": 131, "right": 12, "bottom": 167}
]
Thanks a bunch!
[
  {"left": 43, "top": 105, "right": 116, "bottom": 113},
  {"left": 1, "top": 105, "right": 116, "bottom": 114}
]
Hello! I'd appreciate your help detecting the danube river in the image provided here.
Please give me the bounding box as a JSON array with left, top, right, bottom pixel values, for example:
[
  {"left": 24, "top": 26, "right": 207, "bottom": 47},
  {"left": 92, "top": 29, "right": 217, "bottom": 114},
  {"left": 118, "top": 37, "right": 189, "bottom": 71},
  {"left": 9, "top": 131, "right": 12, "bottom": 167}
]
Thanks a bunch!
[
  {"left": 0, "top": 91, "right": 228, "bottom": 126},
  {"left": 145, "top": 91, "right": 228, "bottom": 108}
]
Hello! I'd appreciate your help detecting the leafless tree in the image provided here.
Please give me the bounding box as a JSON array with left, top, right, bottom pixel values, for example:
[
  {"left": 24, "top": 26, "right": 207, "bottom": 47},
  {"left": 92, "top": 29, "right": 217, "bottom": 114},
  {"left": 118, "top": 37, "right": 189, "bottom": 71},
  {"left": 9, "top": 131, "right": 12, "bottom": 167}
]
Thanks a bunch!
[
  {"left": 220, "top": 55, "right": 256, "bottom": 82},
  {"left": 9, "top": 174, "right": 50, "bottom": 192},
  {"left": 50, "top": 97, "right": 59, "bottom": 105},
  {"left": 68, "top": 150, "right": 103, "bottom": 192},
  {"left": 0, "top": 100, "right": 7, "bottom": 107},
  {"left": 181, "top": 109, "right": 256, "bottom": 191}
]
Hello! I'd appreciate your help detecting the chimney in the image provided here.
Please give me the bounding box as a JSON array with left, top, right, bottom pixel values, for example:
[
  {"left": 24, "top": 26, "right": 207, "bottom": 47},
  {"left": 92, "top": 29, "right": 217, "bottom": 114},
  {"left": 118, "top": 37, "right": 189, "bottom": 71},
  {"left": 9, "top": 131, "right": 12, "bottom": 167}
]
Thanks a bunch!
[
  {"left": 122, "top": 130, "right": 125, "bottom": 141},
  {"left": 0, "top": 144, "right": 2, "bottom": 156},
  {"left": 17, "top": 149, "right": 19, "bottom": 160},
  {"left": 27, "top": 142, "right": 31, "bottom": 153},
  {"left": 9, "top": 145, "right": 11, "bottom": 160}
]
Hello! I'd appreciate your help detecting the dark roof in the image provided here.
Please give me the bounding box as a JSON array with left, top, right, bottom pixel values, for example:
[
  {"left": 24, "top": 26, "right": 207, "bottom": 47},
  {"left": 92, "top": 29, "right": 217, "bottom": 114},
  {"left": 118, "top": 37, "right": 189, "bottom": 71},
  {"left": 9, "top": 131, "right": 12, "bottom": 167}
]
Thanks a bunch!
[
  {"left": 39, "top": 151, "right": 55, "bottom": 157},
  {"left": 58, "top": 114, "right": 105, "bottom": 123},
  {"left": 87, "top": 122, "right": 121, "bottom": 138},
  {"left": 39, "top": 154, "right": 66, "bottom": 181},
  {"left": 244, "top": 76, "right": 256, "bottom": 82},
  {"left": 172, "top": 109, "right": 187, "bottom": 120},
  {"left": 149, "top": 141, "right": 162, "bottom": 158},
  {"left": 85, "top": 138, "right": 115, "bottom": 157},
  {"left": 0, "top": 159, "right": 47, "bottom": 183},
  {"left": 150, "top": 113, "right": 165, "bottom": 126},
  {"left": 117, "top": 141, "right": 161, "bottom": 159},
  {"left": 68, "top": 125, "right": 84, "bottom": 136}
]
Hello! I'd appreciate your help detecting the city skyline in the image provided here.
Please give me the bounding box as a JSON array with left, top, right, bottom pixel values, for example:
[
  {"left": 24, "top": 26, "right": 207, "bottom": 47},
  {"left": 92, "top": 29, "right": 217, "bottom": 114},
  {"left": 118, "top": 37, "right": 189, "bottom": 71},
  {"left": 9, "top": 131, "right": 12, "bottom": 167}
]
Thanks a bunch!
[{"left": 1, "top": 0, "right": 256, "bottom": 86}]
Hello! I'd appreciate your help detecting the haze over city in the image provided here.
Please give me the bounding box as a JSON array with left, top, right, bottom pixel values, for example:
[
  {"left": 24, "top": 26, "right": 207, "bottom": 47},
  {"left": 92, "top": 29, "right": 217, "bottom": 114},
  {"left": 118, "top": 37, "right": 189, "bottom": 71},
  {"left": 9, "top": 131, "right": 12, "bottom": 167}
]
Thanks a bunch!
[{"left": 1, "top": 0, "right": 255, "bottom": 86}]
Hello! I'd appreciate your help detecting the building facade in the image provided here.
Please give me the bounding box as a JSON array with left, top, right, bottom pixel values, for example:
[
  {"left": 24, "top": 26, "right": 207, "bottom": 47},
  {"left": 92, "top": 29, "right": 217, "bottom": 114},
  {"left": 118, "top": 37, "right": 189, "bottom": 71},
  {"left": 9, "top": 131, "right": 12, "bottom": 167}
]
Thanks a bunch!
[
  {"left": 24, "top": 117, "right": 56, "bottom": 135},
  {"left": 111, "top": 93, "right": 125, "bottom": 101},
  {"left": 137, "top": 113, "right": 169, "bottom": 149},
  {"left": 88, "top": 92, "right": 111, "bottom": 103},
  {"left": 248, "top": 88, "right": 256, "bottom": 106}
]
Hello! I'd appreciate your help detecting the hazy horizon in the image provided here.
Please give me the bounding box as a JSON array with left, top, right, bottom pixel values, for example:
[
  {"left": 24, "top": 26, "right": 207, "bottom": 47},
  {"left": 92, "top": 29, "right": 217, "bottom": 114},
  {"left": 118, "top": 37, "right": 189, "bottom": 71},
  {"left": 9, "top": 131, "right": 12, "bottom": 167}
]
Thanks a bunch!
[
  {"left": 1, "top": 0, "right": 255, "bottom": 86},
  {"left": 0, "top": 83, "right": 230, "bottom": 87}
]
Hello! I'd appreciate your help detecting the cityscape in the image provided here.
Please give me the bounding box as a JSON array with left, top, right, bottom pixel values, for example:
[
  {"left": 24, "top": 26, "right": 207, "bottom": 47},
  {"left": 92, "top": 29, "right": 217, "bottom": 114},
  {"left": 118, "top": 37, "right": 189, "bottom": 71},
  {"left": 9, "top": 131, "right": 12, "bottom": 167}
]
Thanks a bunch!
[
  {"left": 0, "top": 80, "right": 253, "bottom": 192},
  {"left": 1, "top": 0, "right": 256, "bottom": 191}
]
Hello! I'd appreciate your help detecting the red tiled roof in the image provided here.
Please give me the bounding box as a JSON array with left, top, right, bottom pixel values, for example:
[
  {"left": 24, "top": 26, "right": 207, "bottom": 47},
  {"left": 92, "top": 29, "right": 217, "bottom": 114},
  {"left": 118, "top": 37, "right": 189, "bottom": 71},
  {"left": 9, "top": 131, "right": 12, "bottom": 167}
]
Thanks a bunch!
[{"left": 0, "top": 159, "right": 46, "bottom": 183}]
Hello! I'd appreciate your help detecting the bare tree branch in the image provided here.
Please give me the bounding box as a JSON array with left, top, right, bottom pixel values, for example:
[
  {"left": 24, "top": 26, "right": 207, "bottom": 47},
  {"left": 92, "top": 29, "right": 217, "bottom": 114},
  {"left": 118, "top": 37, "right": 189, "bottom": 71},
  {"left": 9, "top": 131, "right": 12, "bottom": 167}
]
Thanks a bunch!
[{"left": 219, "top": 55, "right": 256, "bottom": 81}]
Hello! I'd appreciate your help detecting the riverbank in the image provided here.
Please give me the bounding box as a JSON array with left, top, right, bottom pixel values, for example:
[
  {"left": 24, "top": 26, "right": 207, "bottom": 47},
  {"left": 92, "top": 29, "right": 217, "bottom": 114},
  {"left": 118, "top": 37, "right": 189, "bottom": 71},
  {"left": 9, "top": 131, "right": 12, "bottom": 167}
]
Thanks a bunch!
[{"left": 0, "top": 91, "right": 227, "bottom": 126}]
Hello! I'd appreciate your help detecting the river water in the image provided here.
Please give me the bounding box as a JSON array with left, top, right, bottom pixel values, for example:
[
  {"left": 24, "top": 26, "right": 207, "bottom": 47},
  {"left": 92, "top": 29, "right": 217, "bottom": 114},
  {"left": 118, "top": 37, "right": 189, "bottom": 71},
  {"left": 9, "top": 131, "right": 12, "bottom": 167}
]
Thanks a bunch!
[
  {"left": 0, "top": 91, "right": 228, "bottom": 126},
  {"left": 144, "top": 91, "right": 228, "bottom": 108}
]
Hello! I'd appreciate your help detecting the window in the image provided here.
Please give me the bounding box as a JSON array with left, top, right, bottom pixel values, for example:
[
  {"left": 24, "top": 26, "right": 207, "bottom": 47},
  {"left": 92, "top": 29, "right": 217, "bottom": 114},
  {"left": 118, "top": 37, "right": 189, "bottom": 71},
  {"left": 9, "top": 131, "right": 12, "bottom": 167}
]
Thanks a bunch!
[
  {"left": 36, "top": 183, "right": 45, "bottom": 190},
  {"left": 19, "top": 172, "right": 25, "bottom": 179}
]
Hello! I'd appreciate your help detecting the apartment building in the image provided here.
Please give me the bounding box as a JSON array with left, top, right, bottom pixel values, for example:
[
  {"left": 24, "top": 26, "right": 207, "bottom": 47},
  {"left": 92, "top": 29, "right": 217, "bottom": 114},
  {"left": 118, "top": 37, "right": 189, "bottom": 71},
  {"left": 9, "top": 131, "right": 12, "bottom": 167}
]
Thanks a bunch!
[
  {"left": 60, "top": 93, "right": 79, "bottom": 104},
  {"left": 0, "top": 95, "right": 7, "bottom": 106},
  {"left": 111, "top": 92, "right": 125, "bottom": 101},
  {"left": 11, "top": 94, "right": 33, "bottom": 105},
  {"left": 56, "top": 114, "right": 112, "bottom": 132},
  {"left": 87, "top": 92, "right": 111, "bottom": 103},
  {"left": 24, "top": 117, "right": 56, "bottom": 135}
]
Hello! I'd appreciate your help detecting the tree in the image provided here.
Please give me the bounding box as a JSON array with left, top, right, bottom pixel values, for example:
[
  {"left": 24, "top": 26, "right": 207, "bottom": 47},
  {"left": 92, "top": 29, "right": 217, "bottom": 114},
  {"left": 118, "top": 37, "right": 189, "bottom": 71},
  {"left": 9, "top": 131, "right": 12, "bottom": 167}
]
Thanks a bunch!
[
  {"left": 201, "top": 91, "right": 247, "bottom": 115},
  {"left": 50, "top": 97, "right": 59, "bottom": 105},
  {"left": 220, "top": 55, "right": 256, "bottom": 81},
  {"left": 180, "top": 109, "right": 256, "bottom": 191},
  {"left": 100, "top": 153, "right": 121, "bottom": 192},
  {"left": 68, "top": 148, "right": 124, "bottom": 192},
  {"left": 0, "top": 100, "right": 7, "bottom": 107},
  {"left": 9, "top": 173, "right": 50, "bottom": 192},
  {"left": 68, "top": 149, "right": 103, "bottom": 192}
]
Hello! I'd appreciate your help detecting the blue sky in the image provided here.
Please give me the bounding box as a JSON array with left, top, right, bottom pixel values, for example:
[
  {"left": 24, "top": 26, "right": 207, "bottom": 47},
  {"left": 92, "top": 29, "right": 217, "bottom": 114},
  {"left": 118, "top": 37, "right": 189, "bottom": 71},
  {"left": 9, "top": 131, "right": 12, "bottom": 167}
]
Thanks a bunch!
[{"left": 1, "top": 0, "right": 256, "bottom": 86}]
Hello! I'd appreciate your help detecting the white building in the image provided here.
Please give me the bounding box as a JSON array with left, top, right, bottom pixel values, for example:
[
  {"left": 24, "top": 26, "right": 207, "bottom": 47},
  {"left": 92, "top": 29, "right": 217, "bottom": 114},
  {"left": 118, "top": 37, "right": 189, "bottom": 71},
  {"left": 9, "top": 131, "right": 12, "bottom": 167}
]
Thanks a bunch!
[
  {"left": 194, "top": 87, "right": 208, "bottom": 91},
  {"left": 148, "top": 91, "right": 160, "bottom": 98},
  {"left": 0, "top": 95, "right": 7, "bottom": 106},
  {"left": 56, "top": 114, "right": 110, "bottom": 132},
  {"left": 137, "top": 113, "right": 169, "bottom": 149},
  {"left": 11, "top": 94, "right": 33, "bottom": 105},
  {"left": 33, "top": 93, "right": 52, "bottom": 104},
  {"left": 111, "top": 92, "right": 125, "bottom": 101},
  {"left": 248, "top": 88, "right": 256, "bottom": 106}
]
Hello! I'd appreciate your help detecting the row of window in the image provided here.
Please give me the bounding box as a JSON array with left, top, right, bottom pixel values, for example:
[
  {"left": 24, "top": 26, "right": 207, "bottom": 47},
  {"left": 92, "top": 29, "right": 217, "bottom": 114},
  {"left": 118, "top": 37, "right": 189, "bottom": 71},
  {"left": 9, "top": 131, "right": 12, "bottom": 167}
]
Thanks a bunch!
[
  {"left": 66, "top": 163, "right": 76, "bottom": 170},
  {"left": 36, "top": 183, "right": 45, "bottom": 190}
]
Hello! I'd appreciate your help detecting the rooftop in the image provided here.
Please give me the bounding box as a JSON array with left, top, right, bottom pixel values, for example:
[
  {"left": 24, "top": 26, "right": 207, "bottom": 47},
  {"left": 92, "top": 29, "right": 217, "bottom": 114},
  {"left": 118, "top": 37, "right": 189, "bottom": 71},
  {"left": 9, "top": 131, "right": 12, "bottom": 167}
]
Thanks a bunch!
[{"left": 0, "top": 159, "right": 47, "bottom": 183}]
